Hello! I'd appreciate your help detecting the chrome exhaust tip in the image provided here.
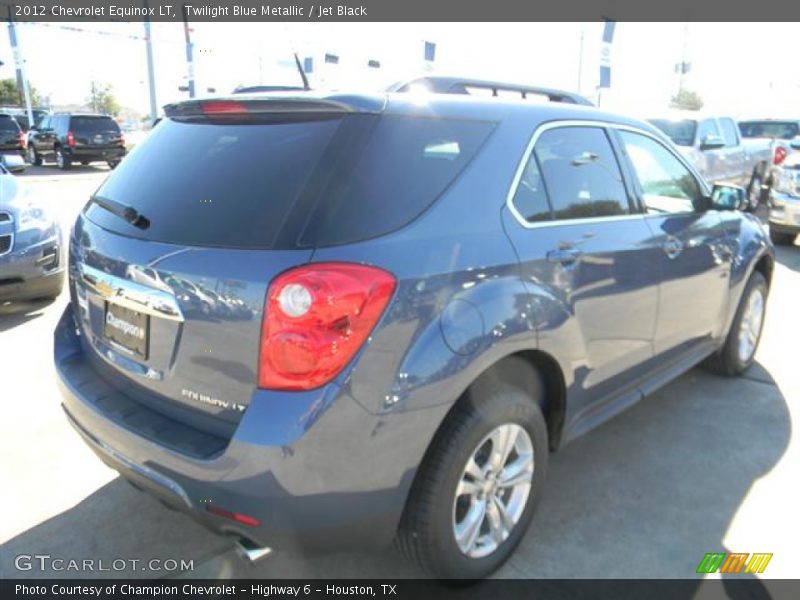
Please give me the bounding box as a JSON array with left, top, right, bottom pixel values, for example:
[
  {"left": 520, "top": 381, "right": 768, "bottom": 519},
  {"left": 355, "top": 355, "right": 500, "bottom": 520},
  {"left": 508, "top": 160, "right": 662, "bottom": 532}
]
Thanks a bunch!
[{"left": 235, "top": 538, "right": 273, "bottom": 563}]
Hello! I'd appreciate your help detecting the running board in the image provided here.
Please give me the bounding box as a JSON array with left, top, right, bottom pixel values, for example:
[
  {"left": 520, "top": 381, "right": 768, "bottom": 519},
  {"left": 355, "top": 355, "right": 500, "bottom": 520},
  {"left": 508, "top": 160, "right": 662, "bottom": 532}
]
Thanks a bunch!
[{"left": 235, "top": 538, "right": 273, "bottom": 563}]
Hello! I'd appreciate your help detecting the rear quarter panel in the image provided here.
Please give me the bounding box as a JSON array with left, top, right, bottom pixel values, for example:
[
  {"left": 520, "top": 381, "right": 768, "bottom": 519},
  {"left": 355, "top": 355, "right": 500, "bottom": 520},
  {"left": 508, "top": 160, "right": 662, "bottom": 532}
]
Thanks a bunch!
[{"left": 313, "top": 110, "right": 540, "bottom": 418}]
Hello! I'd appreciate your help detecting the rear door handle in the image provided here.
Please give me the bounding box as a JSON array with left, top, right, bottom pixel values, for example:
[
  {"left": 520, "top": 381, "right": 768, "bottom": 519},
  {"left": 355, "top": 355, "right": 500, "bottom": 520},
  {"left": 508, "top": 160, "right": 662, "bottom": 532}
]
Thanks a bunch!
[
  {"left": 546, "top": 247, "right": 582, "bottom": 265},
  {"left": 661, "top": 236, "right": 683, "bottom": 259}
]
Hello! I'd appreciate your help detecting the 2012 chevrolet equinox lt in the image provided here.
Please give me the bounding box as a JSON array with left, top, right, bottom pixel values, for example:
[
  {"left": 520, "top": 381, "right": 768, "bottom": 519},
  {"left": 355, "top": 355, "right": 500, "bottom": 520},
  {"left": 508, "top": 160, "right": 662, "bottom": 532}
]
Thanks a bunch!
[{"left": 55, "top": 91, "right": 774, "bottom": 579}]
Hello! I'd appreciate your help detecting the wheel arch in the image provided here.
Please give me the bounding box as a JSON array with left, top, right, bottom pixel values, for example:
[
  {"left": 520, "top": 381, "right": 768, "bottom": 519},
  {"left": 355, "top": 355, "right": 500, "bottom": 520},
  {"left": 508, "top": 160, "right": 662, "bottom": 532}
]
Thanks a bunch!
[
  {"left": 417, "top": 349, "right": 568, "bottom": 466},
  {"left": 753, "top": 251, "right": 774, "bottom": 289}
]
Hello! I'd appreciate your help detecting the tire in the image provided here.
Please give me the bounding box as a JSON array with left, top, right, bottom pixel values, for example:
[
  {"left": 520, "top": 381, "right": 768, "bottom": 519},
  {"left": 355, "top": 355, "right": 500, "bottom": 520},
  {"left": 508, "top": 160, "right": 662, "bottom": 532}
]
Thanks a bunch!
[
  {"left": 769, "top": 229, "right": 796, "bottom": 246},
  {"left": 107, "top": 160, "right": 120, "bottom": 169},
  {"left": 55, "top": 147, "right": 71, "bottom": 170},
  {"left": 747, "top": 172, "right": 764, "bottom": 210},
  {"left": 27, "top": 145, "right": 41, "bottom": 166},
  {"left": 80, "top": 160, "right": 90, "bottom": 166},
  {"left": 397, "top": 364, "right": 549, "bottom": 579},
  {"left": 704, "top": 271, "right": 768, "bottom": 376}
]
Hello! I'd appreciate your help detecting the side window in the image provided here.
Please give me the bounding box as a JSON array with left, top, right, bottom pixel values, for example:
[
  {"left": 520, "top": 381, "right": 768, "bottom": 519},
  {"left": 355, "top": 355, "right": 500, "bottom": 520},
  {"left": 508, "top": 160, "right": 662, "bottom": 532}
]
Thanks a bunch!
[
  {"left": 532, "top": 126, "right": 630, "bottom": 220},
  {"left": 697, "top": 119, "right": 721, "bottom": 143},
  {"left": 719, "top": 118, "right": 739, "bottom": 147},
  {"left": 39, "top": 116, "right": 50, "bottom": 130},
  {"left": 510, "top": 152, "right": 551, "bottom": 222},
  {"left": 619, "top": 131, "right": 703, "bottom": 214}
]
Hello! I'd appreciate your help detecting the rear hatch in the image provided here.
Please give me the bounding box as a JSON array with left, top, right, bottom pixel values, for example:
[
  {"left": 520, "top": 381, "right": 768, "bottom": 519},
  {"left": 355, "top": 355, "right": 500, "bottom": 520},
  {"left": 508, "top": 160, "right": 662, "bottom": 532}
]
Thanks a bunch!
[
  {"left": 70, "top": 115, "right": 124, "bottom": 150},
  {"left": 71, "top": 95, "right": 493, "bottom": 438},
  {"left": 0, "top": 115, "right": 22, "bottom": 151}
]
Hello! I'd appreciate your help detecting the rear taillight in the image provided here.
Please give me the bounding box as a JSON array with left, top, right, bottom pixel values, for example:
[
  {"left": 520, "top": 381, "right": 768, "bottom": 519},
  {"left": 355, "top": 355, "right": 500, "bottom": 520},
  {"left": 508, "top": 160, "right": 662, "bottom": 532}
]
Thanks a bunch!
[
  {"left": 18, "top": 131, "right": 25, "bottom": 148},
  {"left": 66, "top": 131, "right": 75, "bottom": 147},
  {"left": 774, "top": 146, "right": 788, "bottom": 166},
  {"left": 119, "top": 132, "right": 126, "bottom": 147},
  {"left": 259, "top": 263, "right": 396, "bottom": 391}
]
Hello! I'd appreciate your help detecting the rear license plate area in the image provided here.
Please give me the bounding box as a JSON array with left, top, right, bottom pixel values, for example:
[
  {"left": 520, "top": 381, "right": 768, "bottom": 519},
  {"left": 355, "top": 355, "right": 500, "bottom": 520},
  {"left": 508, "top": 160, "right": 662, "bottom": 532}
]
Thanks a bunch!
[{"left": 103, "top": 302, "right": 149, "bottom": 359}]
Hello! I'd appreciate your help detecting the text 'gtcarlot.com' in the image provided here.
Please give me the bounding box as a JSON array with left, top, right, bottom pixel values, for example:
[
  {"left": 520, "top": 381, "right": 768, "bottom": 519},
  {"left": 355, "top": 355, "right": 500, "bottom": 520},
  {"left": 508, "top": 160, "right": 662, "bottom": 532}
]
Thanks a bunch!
[{"left": 13, "top": 554, "right": 194, "bottom": 572}]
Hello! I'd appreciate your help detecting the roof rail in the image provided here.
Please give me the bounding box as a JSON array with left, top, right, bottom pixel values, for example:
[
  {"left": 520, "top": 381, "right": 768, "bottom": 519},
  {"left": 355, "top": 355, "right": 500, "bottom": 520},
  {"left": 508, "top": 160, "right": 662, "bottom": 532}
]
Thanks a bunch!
[{"left": 387, "top": 76, "right": 593, "bottom": 106}]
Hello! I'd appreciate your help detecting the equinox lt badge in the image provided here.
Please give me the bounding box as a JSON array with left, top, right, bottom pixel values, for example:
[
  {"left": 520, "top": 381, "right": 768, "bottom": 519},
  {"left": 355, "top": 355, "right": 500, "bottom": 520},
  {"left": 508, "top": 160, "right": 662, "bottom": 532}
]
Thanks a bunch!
[{"left": 181, "top": 388, "right": 246, "bottom": 413}]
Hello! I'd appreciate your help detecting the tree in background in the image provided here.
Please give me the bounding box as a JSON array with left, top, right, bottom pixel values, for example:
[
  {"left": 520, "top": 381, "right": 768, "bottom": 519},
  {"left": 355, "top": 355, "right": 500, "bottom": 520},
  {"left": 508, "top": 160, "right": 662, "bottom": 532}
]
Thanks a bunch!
[
  {"left": 87, "top": 81, "right": 121, "bottom": 116},
  {"left": 670, "top": 89, "right": 704, "bottom": 111},
  {"left": 0, "top": 77, "right": 43, "bottom": 106}
]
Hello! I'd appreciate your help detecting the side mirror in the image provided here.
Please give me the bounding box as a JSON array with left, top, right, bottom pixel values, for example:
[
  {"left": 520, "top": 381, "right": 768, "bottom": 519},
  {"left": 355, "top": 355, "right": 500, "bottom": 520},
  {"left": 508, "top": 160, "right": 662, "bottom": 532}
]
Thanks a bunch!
[
  {"left": 710, "top": 183, "right": 748, "bottom": 211},
  {"left": 700, "top": 134, "right": 726, "bottom": 150},
  {"left": 790, "top": 138, "right": 800, "bottom": 150}
]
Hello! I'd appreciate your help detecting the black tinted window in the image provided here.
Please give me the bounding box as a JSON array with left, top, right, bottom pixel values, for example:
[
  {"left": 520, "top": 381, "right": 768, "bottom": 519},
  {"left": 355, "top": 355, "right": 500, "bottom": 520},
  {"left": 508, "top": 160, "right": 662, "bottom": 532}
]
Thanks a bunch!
[
  {"left": 0, "top": 116, "right": 20, "bottom": 133},
  {"left": 511, "top": 153, "right": 551, "bottom": 222},
  {"left": 531, "top": 126, "right": 629, "bottom": 221},
  {"left": 301, "top": 116, "right": 493, "bottom": 246},
  {"left": 86, "top": 114, "right": 492, "bottom": 249},
  {"left": 86, "top": 117, "right": 342, "bottom": 248},
  {"left": 71, "top": 116, "right": 120, "bottom": 134}
]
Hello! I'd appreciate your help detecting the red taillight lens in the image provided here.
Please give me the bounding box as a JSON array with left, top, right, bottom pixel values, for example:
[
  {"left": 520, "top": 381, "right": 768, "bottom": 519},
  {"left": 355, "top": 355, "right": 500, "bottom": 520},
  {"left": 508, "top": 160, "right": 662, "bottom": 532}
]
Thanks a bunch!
[
  {"left": 18, "top": 131, "right": 26, "bottom": 148},
  {"left": 259, "top": 263, "right": 396, "bottom": 391},
  {"left": 66, "top": 130, "right": 75, "bottom": 147},
  {"left": 774, "top": 146, "right": 787, "bottom": 166},
  {"left": 201, "top": 100, "right": 248, "bottom": 115}
]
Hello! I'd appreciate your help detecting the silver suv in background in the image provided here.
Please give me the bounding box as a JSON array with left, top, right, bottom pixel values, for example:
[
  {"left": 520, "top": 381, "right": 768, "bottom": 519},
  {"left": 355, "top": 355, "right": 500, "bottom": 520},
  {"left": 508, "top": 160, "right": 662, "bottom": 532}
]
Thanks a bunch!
[
  {"left": 0, "top": 164, "right": 64, "bottom": 301},
  {"left": 768, "top": 146, "right": 800, "bottom": 245},
  {"left": 649, "top": 112, "right": 775, "bottom": 208}
]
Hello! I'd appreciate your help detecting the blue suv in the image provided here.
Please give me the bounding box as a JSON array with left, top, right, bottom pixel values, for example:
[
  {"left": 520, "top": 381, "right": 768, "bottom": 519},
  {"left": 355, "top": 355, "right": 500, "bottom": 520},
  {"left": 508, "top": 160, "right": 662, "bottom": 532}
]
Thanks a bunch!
[{"left": 55, "top": 89, "right": 774, "bottom": 579}]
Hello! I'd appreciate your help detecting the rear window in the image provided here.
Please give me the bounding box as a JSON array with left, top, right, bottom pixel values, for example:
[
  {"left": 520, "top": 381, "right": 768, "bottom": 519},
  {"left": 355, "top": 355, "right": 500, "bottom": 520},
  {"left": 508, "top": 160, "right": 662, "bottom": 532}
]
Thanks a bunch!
[
  {"left": 647, "top": 119, "right": 697, "bottom": 147},
  {"left": 71, "top": 116, "right": 121, "bottom": 134},
  {"left": 0, "top": 115, "right": 20, "bottom": 133},
  {"left": 739, "top": 120, "right": 800, "bottom": 140},
  {"left": 85, "top": 114, "right": 493, "bottom": 249}
]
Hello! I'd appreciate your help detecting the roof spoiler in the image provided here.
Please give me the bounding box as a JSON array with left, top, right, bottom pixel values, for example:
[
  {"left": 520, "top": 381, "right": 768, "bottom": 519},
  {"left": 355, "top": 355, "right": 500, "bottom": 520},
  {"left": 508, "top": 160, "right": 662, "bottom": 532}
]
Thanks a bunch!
[
  {"left": 387, "top": 76, "right": 593, "bottom": 106},
  {"left": 163, "top": 96, "right": 382, "bottom": 119}
]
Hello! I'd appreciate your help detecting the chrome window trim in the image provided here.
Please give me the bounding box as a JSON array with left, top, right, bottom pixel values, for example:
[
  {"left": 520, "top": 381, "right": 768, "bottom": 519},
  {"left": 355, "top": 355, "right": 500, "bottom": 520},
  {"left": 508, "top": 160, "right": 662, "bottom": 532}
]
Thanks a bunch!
[{"left": 505, "top": 119, "right": 710, "bottom": 229}]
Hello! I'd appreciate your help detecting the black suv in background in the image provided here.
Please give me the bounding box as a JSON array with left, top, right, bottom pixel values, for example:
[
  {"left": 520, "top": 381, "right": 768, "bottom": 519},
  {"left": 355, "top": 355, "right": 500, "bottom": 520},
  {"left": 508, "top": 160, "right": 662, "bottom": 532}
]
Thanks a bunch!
[
  {"left": 27, "top": 113, "right": 125, "bottom": 170},
  {"left": 0, "top": 113, "right": 26, "bottom": 160}
]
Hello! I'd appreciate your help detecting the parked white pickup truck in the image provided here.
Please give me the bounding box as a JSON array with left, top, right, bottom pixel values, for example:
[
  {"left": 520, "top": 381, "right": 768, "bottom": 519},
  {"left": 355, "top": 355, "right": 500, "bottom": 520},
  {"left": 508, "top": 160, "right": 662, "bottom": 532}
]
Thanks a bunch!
[{"left": 648, "top": 112, "right": 776, "bottom": 209}]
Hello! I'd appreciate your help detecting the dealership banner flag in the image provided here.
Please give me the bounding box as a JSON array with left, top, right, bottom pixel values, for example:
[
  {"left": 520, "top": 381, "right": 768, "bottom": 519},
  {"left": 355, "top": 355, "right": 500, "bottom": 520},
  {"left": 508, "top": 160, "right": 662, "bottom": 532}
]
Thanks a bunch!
[{"left": 599, "top": 20, "right": 615, "bottom": 88}]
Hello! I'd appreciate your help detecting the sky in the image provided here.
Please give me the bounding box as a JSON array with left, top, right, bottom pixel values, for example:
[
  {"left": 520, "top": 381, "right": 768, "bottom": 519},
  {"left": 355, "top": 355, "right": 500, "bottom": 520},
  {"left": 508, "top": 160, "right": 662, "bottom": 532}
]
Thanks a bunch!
[{"left": 0, "top": 22, "right": 798, "bottom": 120}]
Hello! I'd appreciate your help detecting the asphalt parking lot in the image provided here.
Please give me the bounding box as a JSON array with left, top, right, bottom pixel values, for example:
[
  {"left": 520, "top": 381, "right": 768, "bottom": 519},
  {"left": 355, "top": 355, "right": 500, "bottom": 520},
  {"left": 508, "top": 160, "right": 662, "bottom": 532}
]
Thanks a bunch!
[{"left": 1, "top": 166, "right": 799, "bottom": 583}]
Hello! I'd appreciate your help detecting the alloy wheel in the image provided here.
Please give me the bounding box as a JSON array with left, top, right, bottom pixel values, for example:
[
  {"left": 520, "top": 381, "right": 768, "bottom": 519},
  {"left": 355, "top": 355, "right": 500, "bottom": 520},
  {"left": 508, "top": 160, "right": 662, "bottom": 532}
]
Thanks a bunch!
[
  {"left": 738, "top": 287, "right": 765, "bottom": 363},
  {"left": 452, "top": 423, "right": 534, "bottom": 559}
]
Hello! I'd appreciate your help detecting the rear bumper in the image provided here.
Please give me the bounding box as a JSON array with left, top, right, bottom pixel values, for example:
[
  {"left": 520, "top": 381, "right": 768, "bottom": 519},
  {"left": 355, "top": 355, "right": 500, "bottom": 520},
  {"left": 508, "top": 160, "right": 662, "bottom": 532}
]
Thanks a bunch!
[
  {"left": 769, "top": 189, "right": 800, "bottom": 234},
  {"left": 55, "top": 302, "right": 441, "bottom": 551},
  {"left": 64, "top": 147, "right": 125, "bottom": 162},
  {"left": 0, "top": 233, "right": 64, "bottom": 301}
]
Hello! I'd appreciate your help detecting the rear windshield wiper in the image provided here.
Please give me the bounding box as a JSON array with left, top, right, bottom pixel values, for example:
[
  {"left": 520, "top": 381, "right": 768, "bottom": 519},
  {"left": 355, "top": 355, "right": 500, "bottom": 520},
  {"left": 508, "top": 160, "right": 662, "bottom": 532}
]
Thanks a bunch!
[{"left": 88, "top": 195, "right": 150, "bottom": 230}]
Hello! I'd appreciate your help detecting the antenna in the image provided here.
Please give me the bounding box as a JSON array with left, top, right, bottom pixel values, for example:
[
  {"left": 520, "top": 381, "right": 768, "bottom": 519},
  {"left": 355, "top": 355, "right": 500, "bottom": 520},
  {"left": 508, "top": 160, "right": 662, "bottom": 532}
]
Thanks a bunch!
[{"left": 294, "top": 52, "right": 310, "bottom": 91}]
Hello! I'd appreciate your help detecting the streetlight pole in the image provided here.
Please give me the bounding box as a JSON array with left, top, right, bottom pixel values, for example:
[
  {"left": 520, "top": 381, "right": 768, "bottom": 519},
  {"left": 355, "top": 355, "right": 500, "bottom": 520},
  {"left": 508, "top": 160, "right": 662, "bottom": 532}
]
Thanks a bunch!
[
  {"left": 6, "top": 8, "right": 34, "bottom": 127},
  {"left": 143, "top": 3, "right": 158, "bottom": 121},
  {"left": 182, "top": 5, "right": 196, "bottom": 98}
]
